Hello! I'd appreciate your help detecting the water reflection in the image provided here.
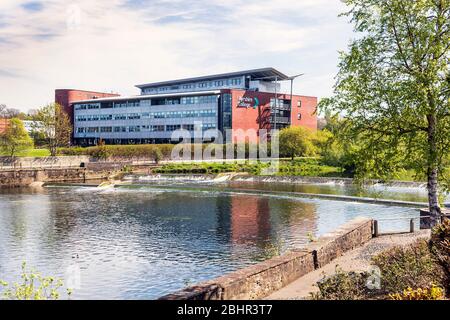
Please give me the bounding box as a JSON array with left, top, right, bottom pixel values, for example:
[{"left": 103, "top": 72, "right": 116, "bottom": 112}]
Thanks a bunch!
[{"left": 0, "top": 185, "right": 418, "bottom": 299}]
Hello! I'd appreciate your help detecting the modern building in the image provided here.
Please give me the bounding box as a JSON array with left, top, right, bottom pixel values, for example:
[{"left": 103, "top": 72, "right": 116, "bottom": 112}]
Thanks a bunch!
[{"left": 57, "top": 68, "right": 317, "bottom": 146}]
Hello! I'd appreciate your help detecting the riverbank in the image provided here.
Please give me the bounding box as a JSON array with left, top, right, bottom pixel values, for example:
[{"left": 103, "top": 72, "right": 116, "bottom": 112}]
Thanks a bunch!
[
  {"left": 266, "top": 230, "right": 431, "bottom": 299},
  {"left": 159, "top": 217, "right": 374, "bottom": 300}
]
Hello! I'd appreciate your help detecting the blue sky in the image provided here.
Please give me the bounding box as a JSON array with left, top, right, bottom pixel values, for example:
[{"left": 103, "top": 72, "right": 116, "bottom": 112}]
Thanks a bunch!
[{"left": 0, "top": 0, "right": 355, "bottom": 111}]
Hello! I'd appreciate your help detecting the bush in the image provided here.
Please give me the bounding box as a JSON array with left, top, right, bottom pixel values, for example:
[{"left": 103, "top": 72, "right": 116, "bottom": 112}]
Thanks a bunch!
[
  {"left": 311, "top": 268, "right": 374, "bottom": 300},
  {"left": 429, "top": 219, "right": 450, "bottom": 291},
  {"left": 0, "top": 262, "right": 72, "bottom": 300},
  {"left": 58, "top": 144, "right": 175, "bottom": 161},
  {"left": 279, "top": 126, "right": 318, "bottom": 159},
  {"left": 371, "top": 240, "right": 445, "bottom": 295},
  {"left": 388, "top": 285, "right": 445, "bottom": 300}
]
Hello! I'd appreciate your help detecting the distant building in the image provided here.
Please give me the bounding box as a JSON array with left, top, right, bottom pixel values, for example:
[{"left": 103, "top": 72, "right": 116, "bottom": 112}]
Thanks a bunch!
[
  {"left": 0, "top": 118, "right": 9, "bottom": 134},
  {"left": 22, "top": 120, "right": 43, "bottom": 133},
  {"left": 56, "top": 68, "right": 318, "bottom": 146}
]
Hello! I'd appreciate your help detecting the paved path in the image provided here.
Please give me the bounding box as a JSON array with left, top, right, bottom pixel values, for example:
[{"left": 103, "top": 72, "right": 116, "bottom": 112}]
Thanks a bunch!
[{"left": 265, "top": 230, "right": 431, "bottom": 300}]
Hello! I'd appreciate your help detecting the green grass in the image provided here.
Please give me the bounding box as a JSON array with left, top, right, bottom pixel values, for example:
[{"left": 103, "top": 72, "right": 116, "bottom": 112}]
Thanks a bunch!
[
  {"left": 0, "top": 149, "right": 51, "bottom": 157},
  {"left": 154, "top": 159, "right": 345, "bottom": 177}
]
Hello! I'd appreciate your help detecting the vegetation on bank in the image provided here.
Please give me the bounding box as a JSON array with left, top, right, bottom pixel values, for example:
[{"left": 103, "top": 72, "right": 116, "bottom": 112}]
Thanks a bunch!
[
  {"left": 311, "top": 220, "right": 450, "bottom": 300},
  {"left": 154, "top": 158, "right": 347, "bottom": 178},
  {"left": 0, "top": 262, "right": 72, "bottom": 300},
  {"left": 0, "top": 148, "right": 50, "bottom": 157},
  {"left": 320, "top": 0, "right": 450, "bottom": 224}
]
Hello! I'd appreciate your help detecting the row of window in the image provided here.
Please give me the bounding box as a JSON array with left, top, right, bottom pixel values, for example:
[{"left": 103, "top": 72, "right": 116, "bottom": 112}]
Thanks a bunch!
[
  {"left": 76, "top": 123, "right": 217, "bottom": 133},
  {"left": 74, "top": 103, "right": 101, "bottom": 110},
  {"left": 142, "top": 78, "right": 243, "bottom": 94},
  {"left": 74, "top": 95, "right": 218, "bottom": 110},
  {"left": 269, "top": 98, "right": 302, "bottom": 108},
  {"left": 75, "top": 109, "right": 217, "bottom": 122}
]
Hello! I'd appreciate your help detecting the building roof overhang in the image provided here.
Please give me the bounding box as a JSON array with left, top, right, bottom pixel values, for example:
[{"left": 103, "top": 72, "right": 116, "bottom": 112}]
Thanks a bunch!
[{"left": 135, "top": 67, "right": 289, "bottom": 89}]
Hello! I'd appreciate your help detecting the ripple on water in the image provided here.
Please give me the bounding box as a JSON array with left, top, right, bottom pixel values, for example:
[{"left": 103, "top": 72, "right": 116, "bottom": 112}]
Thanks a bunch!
[{"left": 0, "top": 184, "right": 421, "bottom": 299}]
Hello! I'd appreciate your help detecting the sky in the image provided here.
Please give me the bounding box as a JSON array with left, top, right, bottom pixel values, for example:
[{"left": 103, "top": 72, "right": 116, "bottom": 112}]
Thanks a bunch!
[{"left": 0, "top": 0, "right": 355, "bottom": 112}]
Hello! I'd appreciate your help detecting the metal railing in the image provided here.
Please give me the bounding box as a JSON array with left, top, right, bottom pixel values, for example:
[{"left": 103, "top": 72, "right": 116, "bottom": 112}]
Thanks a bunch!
[{"left": 373, "top": 214, "right": 449, "bottom": 236}]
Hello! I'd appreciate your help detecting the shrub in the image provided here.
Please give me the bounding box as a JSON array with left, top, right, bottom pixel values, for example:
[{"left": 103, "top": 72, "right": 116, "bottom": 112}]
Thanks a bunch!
[
  {"left": 311, "top": 268, "right": 374, "bottom": 300},
  {"left": 388, "top": 285, "right": 445, "bottom": 300},
  {"left": 429, "top": 219, "right": 450, "bottom": 291},
  {"left": 0, "top": 262, "right": 72, "bottom": 300},
  {"left": 58, "top": 144, "right": 175, "bottom": 160},
  {"left": 371, "top": 240, "right": 445, "bottom": 295},
  {"left": 279, "top": 126, "right": 317, "bottom": 159}
]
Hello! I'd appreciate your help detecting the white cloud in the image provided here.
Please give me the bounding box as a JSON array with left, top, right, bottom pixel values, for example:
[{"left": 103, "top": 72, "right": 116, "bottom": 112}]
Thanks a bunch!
[{"left": 0, "top": 0, "right": 354, "bottom": 111}]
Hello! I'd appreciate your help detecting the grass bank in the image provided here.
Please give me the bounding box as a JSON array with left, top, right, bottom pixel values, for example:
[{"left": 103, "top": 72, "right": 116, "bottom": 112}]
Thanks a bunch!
[
  {"left": 154, "top": 158, "right": 346, "bottom": 177},
  {"left": 0, "top": 149, "right": 50, "bottom": 157}
]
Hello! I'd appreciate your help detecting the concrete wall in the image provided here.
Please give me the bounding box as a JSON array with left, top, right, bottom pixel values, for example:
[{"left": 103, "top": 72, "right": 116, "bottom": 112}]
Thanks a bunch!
[
  {"left": 159, "top": 217, "right": 373, "bottom": 300},
  {"left": 0, "top": 167, "right": 125, "bottom": 188},
  {"left": 0, "top": 156, "right": 90, "bottom": 169}
]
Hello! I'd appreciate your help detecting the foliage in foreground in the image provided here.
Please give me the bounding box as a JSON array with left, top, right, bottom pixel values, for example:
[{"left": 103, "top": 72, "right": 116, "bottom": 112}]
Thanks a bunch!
[
  {"left": 321, "top": 0, "right": 450, "bottom": 223},
  {"left": 0, "top": 262, "right": 72, "bottom": 300},
  {"left": 429, "top": 219, "right": 450, "bottom": 291},
  {"left": 312, "top": 222, "right": 449, "bottom": 300},
  {"left": 371, "top": 240, "right": 445, "bottom": 295},
  {"left": 311, "top": 268, "right": 374, "bottom": 300},
  {"left": 389, "top": 285, "right": 445, "bottom": 300}
]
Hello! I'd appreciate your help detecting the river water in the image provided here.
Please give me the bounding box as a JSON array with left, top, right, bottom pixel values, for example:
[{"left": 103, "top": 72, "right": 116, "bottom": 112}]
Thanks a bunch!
[{"left": 0, "top": 177, "right": 439, "bottom": 299}]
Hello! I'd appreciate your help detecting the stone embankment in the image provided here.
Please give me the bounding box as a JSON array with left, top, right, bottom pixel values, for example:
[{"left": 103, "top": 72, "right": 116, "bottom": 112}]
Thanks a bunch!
[{"left": 0, "top": 156, "right": 158, "bottom": 187}]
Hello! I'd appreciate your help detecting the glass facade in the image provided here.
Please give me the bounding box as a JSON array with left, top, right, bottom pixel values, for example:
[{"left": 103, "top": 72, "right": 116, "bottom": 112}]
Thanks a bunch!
[{"left": 74, "top": 93, "right": 220, "bottom": 145}]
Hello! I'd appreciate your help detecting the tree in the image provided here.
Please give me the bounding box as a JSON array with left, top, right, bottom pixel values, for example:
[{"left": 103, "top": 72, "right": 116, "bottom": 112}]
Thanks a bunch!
[
  {"left": 279, "top": 126, "right": 317, "bottom": 159},
  {"left": 322, "top": 0, "right": 450, "bottom": 225},
  {"left": 34, "top": 103, "right": 72, "bottom": 156},
  {"left": 0, "top": 104, "right": 21, "bottom": 119},
  {"left": 0, "top": 118, "right": 33, "bottom": 157}
]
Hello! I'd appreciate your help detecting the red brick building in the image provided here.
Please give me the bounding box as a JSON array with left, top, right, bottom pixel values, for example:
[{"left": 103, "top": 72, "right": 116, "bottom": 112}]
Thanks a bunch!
[{"left": 59, "top": 68, "right": 318, "bottom": 145}]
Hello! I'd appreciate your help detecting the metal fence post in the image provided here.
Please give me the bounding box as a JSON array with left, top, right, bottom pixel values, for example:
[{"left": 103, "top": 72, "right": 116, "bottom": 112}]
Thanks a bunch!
[{"left": 373, "top": 220, "right": 379, "bottom": 237}]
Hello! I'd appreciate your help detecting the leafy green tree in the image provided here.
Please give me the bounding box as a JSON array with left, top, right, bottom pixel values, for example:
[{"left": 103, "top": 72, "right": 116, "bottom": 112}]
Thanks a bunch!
[
  {"left": 0, "top": 118, "right": 33, "bottom": 157},
  {"left": 279, "top": 126, "right": 317, "bottom": 159},
  {"left": 322, "top": 0, "right": 450, "bottom": 225},
  {"left": 34, "top": 103, "right": 72, "bottom": 156}
]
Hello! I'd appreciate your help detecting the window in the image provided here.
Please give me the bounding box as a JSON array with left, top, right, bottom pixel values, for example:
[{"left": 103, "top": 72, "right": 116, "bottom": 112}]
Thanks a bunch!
[
  {"left": 128, "top": 126, "right": 141, "bottom": 132},
  {"left": 150, "top": 125, "right": 165, "bottom": 132},
  {"left": 114, "top": 126, "right": 126, "bottom": 132},
  {"left": 297, "top": 100, "right": 302, "bottom": 108},
  {"left": 99, "top": 114, "right": 112, "bottom": 121},
  {"left": 87, "top": 127, "right": 99, "bottom": 133},
  {"left": 166, "top": 124, "right": 181, "bottom": 131},
  {"left": 127, "top": 113, "right": 140, "bottom": 120},
  {"left": 100, "top": 126, "right": 112, "bottom": 133},
  {"left": 182, "top": 124, "right": 194, "bottom": 131},
  {"left": 76, "top": 127, "right": 85, "bottom": 133},
  {"left": 230, "top": 78, "right": 242, "bottom": 86},
  {"left": 114, "top": 114, "right": 126, "bottom": 120},
  {"left": 297, "top": 113, "right": 301, "bottom": 120}
]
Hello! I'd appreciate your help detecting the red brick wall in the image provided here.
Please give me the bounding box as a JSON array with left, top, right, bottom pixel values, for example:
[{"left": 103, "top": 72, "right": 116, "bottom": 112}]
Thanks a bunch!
[
  {"left": 226, "top": 89, "right": 317, "bottom": 143},
  {"left": 289, "top": 95, "right": 318, "bottom": 130},
  {"left": 0, "top": 118, "right": 10, "bottom": 134}
]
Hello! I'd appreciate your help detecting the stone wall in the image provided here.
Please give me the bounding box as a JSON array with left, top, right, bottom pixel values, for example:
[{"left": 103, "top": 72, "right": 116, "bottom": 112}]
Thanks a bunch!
[
  {"left": 0, "top": 156, "right": 90, "bottom": 169},
  {"left": 159, "top": 217, "right": 373, "bottom": 300},
  {"left": 0, "top": 167, "right": 121, "bottom": 188}
]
